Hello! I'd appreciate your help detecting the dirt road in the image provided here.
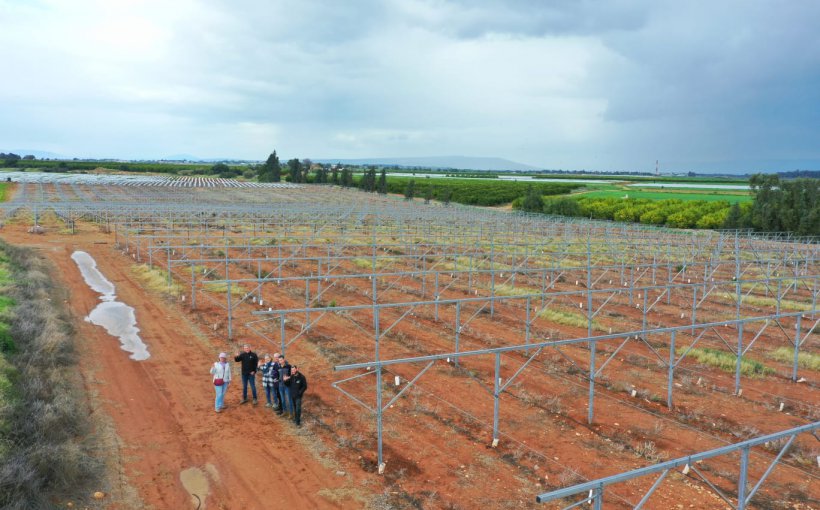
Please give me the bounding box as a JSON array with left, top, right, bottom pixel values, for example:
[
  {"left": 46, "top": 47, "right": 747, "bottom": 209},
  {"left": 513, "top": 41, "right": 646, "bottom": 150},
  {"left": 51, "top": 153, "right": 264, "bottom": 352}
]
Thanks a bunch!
[{"left": 1, "top": 227, "right": 363, "bottom": 509}]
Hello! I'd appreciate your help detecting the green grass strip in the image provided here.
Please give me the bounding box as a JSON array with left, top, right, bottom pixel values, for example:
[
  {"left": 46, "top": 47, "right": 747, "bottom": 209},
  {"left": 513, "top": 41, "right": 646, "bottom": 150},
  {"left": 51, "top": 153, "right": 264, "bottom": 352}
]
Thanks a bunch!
[
  {"left": 537, "top": 307, "right": 606, "bottom": 332},
  {"left": 678, "top": 347, "right": 774, "bottom": 377},
  {"left": 769, "top": 347, "right": 820, "bottom": 371}
]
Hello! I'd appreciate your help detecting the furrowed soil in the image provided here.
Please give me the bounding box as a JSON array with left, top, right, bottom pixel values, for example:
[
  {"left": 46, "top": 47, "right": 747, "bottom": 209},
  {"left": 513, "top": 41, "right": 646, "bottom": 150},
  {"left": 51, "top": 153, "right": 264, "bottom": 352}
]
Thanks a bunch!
[{"left": 1, "top": 219, "right": 817, "bottom": 509}]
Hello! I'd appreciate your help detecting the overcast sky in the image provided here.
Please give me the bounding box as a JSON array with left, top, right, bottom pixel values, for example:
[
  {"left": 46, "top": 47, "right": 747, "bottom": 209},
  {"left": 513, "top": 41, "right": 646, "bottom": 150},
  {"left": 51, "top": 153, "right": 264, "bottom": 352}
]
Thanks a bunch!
[{"left": 2, "top": 0, "right": 818, "bottom": 173}]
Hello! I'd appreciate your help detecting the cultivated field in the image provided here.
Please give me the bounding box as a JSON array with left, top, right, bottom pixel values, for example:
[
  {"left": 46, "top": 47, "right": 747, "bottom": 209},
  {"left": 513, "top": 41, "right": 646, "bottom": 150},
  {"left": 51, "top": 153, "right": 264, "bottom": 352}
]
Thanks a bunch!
[{"left": 0, "top": 176, "right": 817, "bottom": 509}]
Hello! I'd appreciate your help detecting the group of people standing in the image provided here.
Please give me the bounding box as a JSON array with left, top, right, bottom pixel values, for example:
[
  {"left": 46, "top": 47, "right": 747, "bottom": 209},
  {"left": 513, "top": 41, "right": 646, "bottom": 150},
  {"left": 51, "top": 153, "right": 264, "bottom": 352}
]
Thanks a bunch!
[{"left": 210, "top": 344, "right": 308, "bottom": 426}]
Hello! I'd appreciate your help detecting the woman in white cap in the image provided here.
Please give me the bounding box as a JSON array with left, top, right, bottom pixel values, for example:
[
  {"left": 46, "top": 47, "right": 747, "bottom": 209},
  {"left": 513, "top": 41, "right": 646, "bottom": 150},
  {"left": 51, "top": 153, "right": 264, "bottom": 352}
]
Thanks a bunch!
[{"left": 210, "top": 352, "right": 232, "bottom": 412}]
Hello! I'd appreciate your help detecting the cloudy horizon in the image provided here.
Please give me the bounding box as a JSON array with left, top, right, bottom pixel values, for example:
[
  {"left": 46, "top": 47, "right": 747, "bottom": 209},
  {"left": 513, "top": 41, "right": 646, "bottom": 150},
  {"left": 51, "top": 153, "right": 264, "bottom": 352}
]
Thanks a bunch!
[{"left": 2, "top": 0, "right": 819, "bottom": 174}]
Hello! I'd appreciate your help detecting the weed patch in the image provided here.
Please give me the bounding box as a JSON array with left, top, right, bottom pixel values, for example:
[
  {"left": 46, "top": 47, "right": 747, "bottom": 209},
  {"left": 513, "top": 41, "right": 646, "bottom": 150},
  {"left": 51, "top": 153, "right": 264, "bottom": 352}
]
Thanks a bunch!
[
  {"left": 202, "top": 281, "right": 245, "bottom": 295},
  {"left": 769, "top": 347, "right": 820, "bottom": 371},
  {"left": 537, "top": 307, "right": 605, "bottom": 332},
  {"left": 131, "top": 264, "right": 183, "bottom": 296},
  {"left": 716, "top": 291, "right": 813, "bottom": 312},
  {"left": 678, "top": 347, "right": 774, "bottom": 376}
]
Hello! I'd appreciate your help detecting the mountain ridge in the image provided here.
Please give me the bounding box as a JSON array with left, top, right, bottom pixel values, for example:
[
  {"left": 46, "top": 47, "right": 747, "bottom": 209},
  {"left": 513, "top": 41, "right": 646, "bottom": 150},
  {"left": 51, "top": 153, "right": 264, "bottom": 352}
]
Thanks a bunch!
[{"left": 313, "top": 156, "right": 538, "bottom": 171}]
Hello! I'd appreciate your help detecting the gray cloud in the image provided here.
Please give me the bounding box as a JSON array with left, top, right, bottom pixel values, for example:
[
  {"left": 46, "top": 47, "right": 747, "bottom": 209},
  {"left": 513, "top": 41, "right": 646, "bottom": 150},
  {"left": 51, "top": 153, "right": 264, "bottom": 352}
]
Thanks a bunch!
[{"left": 0, "top": 0, "right": 818, "bottom": 172}]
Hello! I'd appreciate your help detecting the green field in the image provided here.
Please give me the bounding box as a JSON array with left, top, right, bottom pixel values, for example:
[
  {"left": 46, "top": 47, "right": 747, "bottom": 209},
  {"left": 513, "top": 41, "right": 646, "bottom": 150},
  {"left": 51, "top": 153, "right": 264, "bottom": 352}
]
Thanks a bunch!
[
  {"left": 532, "top": 173, "right": 750, "bottom": 184},
  {"left": 0, "top": 183, "right": 7, "bottom": 202},
  {"left": 576, "top": 187, "right": 752, "bottom": 203}
]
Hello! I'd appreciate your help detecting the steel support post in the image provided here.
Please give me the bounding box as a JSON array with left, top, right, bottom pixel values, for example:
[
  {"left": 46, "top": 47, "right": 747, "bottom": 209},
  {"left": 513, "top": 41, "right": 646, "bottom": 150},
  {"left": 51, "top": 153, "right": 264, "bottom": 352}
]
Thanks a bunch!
[
  {"left": 190, "top": 262, "right": 196, "bottom": 309},
  {"left": 280, "top": 312, "right": 286, "bottom": 357},
  {"left": 735, "top": 322, "right": 743, "bottom": 395},
  {"left": 792, "top": 315, "right": 802, "bottom": 382},
  {"left": 435, "top": 271, "right": 439, "bottom": 320},
  {"left": 257, "top": 260, "right": 262, "bottom": 301},
  {"left": 642, "top": 291, "right": 648, "bottom": 338},
  {"left": 588, "top": 340, "right": 596, "bottom": 424},
  {"left": 490, "top": 240, "right": 495, "bottom": 317},
  {"left": 227, "top": 282, "right": 233, "bottom": 339},
  {"left": 454, "top": 301, "right": 461, "bottom": 366},
  {"left": 490, "top": 269, "right": 496, "bottom": 318},
  {"left": 376, "top": 364, "right": 383, "bottom": 469},
  {"left": 691, "top": 287, "right": 697, "bottom": 334},
  {"left": 493, "top": 352, "right": 500, "bottom": 442},
  {"left": 587, "top": 235, "right": 593, "bottom": 338},
  {"left": 305, "top": 278, "right": 310, "bottom": 329},
  {"left": 667, "top": 331, "right": 676, "bottom": 408},
  {"left": 738, "top": 446, "right": 750, "bottom": 510},
  {"left": 525, "top": 297, "right": 531, "bottom": 355},
  {"left": 592, "top": 486, "right": 603, "bottom": 510}
]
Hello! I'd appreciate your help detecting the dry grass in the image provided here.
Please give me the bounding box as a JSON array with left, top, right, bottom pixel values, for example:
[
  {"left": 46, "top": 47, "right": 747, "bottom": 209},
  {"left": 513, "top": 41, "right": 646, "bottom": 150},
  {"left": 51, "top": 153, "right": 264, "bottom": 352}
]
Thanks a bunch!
[
  {"left": 202, "top": 281, "right": 245, "bottom": 295},
  {"left": 0, "top": 240, "right": 103, "bottom": 509},
  {"left": 679, "top": 347, "right": 774, "bottom": 377},
  {"left": 493, "top": 283, "right": 540, "bottom": 296},
  {"left": 716, "top": 291, "right": 814, "bottom": 312},
  {"left": 769, "top": 347, "right": 820, "bottom": 371},
  {"left": 351, "top": 257, "right": 395, "bottom": 270},
  {"left": 131, "top": 264, "right": 183, "bottom": 297},
  {"left": 537, "top": 307, "right": 606, "bottom": 332}
]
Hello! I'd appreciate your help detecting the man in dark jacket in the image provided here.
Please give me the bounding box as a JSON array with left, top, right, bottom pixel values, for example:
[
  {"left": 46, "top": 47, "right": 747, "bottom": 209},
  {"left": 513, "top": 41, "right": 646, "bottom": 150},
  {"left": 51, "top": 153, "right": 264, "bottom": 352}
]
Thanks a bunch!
[
  {"left": 276, "top": 356, "right": 292, "bottom": 416},
  {"left": 270, "top": 352, "right": 282, "bottom": 411},
  {"left": 234, "top": 344, "right": 259, "bottom": 405},
  {"left": 285, "top": 364, "right": 308, "bottom": 426}
]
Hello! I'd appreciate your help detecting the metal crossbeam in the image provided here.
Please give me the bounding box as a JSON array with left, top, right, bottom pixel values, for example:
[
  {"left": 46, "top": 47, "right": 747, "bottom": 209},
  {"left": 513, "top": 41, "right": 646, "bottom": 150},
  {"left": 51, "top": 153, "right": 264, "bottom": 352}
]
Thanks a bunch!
[{"left": 535, "top": 422, "right": 820, "bottom": 505}]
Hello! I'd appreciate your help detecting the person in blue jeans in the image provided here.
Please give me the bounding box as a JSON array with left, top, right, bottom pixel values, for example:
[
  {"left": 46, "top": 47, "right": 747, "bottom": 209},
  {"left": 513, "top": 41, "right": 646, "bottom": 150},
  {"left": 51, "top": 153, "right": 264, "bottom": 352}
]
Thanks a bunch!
[
  {"left": 276, "top": 356, "right": 292, "bottom": 416},
  {"left": 259, "top": 354, "right": 277, "bottom": 407},
  {"left": 210, "top": 352, "right": 232, "bottom": 412},
  {"left": 284, "top": 364, "right": 308, "bottom": 426},
  {"left": 234, "top": 344, "right": 259, "bottom": 405}
]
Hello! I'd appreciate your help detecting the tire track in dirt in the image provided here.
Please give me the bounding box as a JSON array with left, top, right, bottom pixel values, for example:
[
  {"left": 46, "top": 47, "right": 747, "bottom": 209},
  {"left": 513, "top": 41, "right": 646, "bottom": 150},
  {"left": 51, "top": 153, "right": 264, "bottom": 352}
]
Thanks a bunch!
[{"left": 1, "top": 229, "right": 362, "bottom": 510}]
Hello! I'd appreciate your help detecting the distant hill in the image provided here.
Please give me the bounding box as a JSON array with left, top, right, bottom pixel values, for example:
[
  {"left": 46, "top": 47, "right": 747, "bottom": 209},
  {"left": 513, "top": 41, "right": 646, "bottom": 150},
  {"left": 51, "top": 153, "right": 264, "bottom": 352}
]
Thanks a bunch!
[
  {"left": 163, "top": 154, "right": 200, "bottom": 161},
  {"left": 314, "top": 156, "right": 538, "bottom": 171},
  {"left": 6, "top": 149, "right": 64, "bottom": 159}
]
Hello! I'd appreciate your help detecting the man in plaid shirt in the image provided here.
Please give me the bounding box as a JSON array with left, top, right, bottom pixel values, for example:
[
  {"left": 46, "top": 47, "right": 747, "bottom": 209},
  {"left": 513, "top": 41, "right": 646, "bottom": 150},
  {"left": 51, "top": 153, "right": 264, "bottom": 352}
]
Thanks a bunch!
[{"left": 259, "top": 353, "right": 279, "bottom": 408}]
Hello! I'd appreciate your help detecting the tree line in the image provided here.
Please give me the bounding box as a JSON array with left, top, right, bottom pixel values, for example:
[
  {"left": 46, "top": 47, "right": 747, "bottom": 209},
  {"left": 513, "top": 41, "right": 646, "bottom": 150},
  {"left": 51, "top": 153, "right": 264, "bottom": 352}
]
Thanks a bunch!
[{"left": 513, "top": 174, "right": 818, "bottom": 236}]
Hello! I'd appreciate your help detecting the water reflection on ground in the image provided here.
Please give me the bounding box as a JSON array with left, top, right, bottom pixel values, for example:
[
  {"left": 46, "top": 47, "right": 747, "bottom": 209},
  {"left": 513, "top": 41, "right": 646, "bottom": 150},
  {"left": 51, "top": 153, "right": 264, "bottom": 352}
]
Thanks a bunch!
[{"left": 71, "top": 251, "right": 150, "bottom": 360}]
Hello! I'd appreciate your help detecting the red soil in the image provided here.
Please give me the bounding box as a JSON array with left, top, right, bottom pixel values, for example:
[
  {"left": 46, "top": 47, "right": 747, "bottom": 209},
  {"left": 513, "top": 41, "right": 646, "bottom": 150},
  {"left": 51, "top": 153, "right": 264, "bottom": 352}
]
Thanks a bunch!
[{"left": 1, "top": 218, "right": 817, "bottom": 510}]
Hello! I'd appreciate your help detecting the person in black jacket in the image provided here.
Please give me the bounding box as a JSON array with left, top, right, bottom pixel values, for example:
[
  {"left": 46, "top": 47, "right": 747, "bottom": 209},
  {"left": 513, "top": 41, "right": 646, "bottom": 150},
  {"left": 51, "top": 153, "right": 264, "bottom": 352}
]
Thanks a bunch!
[
  {"left": 276, "top": 356, "right": 292, "bottom": 416},
  {"left": 284, "top": 364, "right": 308, "bottom": 426},
  {"left": 234, "top": 344, "right": 259, "bottom": 405}
]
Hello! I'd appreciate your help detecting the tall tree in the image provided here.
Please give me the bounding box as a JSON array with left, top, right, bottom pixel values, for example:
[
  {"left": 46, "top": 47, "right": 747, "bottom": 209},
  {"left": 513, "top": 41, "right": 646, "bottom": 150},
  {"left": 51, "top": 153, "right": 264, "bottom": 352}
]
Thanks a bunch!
[
  {"left": 748, "top": 174, "right": 781, "bottom": 231},
  {"left": 378, "top": 168, "right": 387, "bottom": 194},
  {"left": 1, "top": 153, "right": 21, "bottom": 167},
  {"left": 287, "top": 158, "right": 302, "bottom": 183},
  {"left": 367, "top": 168, "right": 377, "bottom": 192},
  {"left": 259, "top": 151, "right": 281, "bottom": 182},
  {"left": 341, "top": 167, "right": 353, "bottom": 187},
  {"left": 314, "top": 164, "right": 327, "bottom": 184},
  {"left": 331, "top": 167, "right": 339, "bottom": 185},
  {"left": 404, "top": 179, "right": 415, "bottom": 200},
  {"left": 722, "top": 202, "right": 743, "bottom": 229}
]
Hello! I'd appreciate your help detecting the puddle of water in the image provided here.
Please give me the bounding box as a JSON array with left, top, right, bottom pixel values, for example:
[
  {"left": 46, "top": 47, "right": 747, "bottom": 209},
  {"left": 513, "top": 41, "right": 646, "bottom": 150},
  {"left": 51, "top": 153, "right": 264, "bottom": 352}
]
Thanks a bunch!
[
  {"left": 71, "top": 251, "right": 150, "bottom": 360},
  {"left": 180, "top": 467, "right": 210, "bottom": 509}
]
